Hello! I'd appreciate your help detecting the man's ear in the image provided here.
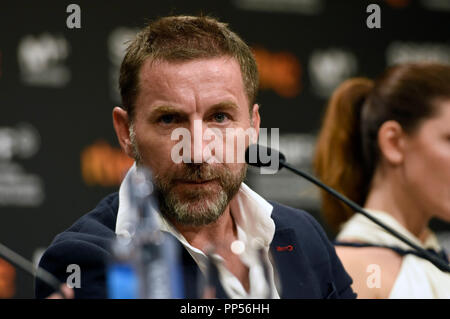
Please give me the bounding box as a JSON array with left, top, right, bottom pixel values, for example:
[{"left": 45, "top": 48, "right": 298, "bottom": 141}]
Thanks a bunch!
[
  {"left": 377, "top": 120, "right": 406, "bottom": 166},
  {"left": 251, "top": 104, "right": 261, "bottom": 144},
  {"left": 112, "top": 107, "right": 134, "bottom": 157}
]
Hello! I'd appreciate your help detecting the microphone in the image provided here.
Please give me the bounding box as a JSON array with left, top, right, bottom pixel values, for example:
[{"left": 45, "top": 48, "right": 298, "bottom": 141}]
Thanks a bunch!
[
  {"left": 245, "top": 144, "right": 450, "bottom": 273},
  {"left": 245, "top": 143, "right": 286, "bottom": 167}
]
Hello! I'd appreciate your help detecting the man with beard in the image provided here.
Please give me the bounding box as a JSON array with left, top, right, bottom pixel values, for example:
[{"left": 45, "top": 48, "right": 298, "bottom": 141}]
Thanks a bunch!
[{"left": 35, "top": 15, "right": 356, "bottom": 299}]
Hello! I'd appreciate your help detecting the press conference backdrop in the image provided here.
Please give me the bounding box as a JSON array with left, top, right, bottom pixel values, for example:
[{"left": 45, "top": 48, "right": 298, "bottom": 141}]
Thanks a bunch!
[{"left": 0, "top": 0, "right": 449, "bottom": 298}]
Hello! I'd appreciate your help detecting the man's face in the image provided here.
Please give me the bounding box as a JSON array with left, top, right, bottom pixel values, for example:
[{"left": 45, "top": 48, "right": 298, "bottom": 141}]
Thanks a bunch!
[{"left": 126, "top": 56, "right": 260, "bottom": 226}]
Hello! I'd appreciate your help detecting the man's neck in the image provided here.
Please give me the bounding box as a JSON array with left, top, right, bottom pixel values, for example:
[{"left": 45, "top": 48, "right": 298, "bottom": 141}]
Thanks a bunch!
[{"left": 170, "top": 205, "right": 238, "bottom": 253}]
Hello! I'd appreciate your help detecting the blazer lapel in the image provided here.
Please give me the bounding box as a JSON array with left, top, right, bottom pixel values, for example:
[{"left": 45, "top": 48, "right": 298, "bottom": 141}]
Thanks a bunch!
[{"left": 270, "top": 228, "right": 322, "bottom": 298}]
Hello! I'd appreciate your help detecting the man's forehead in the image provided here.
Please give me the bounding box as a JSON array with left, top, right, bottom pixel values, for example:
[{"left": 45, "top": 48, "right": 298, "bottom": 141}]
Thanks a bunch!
[
  {"left": 135, "top": 56, "right": 249, "bottom": 111},
  {"left": 138, "top": 56, "right": 243, "bottom": 82}
]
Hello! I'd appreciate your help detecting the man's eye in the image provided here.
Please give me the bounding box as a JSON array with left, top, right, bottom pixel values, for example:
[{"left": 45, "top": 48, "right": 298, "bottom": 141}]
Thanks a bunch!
[
  {"left": 158, "top": 114, "right": 175, "bottom": 124},
  {"left": 213, "top": 113, "right": 229, "bottom": 123}
]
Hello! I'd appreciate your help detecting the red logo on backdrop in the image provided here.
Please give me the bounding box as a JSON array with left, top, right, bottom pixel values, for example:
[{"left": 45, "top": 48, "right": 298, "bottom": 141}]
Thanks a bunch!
[
  {"left": 384, "top": 0, "right": 410, "bottom": 8},
  {"left": 276, "top": 245, "right": 294, "bottom": 252}
]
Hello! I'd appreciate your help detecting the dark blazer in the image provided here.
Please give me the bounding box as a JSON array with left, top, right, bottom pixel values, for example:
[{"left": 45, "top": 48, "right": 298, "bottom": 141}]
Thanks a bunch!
[{"left": 35, "top": 192, "right": 356, "bottom": 299}]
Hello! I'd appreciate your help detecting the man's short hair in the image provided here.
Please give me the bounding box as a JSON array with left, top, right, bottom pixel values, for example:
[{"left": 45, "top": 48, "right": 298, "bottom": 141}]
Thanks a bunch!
[{"left": 119, "top": 15, "right": 259, "bottom": 119}]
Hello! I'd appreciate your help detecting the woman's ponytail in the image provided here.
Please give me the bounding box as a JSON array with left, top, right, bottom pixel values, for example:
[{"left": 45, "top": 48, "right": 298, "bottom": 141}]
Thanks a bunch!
[{"left": 313, "top": 78, "right": 374, "bottom": 233}]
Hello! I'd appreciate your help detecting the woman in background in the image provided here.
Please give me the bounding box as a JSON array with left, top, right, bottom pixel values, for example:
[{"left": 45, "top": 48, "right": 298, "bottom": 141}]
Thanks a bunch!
[{"left": 313, "top": 63, "right": 450, "bottom": 298}]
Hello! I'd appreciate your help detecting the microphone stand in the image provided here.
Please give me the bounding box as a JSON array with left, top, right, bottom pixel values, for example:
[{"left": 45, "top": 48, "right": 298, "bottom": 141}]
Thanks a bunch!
[
  {"left": 0, "top": 242, "right": 66, "bottom": 298},
  {"left": 279, "top": 159, "right": 450, "bottom": 273}
]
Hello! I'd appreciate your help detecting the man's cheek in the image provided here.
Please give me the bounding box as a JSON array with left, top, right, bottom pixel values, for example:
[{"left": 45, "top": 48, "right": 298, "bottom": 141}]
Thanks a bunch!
[
  {"left": 140, "top": 139, "right": 173, "bottom": 161},
  {"left": 223, "top": 131, "right": 252, "bottom": 164}
]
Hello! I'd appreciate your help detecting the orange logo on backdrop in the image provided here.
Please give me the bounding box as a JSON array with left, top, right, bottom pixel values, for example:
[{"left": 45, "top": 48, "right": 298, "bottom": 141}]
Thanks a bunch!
[
  {"left": 252, "top": 47, "right": 302, "bottom": 98},
  {"left": 81, "top": 140, "right": 133, "bottom": 187},
  {"left": 0, "top": 258, "right": 16, "bottom": 298}
]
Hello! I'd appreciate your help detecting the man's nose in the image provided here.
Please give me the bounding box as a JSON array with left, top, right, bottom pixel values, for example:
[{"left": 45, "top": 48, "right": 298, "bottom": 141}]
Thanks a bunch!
[{"left": 189, "top": 119, "right": 207, "bottom": 164}]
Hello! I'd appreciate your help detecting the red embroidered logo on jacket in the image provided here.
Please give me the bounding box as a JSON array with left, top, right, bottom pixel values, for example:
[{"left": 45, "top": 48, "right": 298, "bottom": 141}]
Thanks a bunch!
[{"left": 276, "top": 245, "right": 294, "bottom": 252}]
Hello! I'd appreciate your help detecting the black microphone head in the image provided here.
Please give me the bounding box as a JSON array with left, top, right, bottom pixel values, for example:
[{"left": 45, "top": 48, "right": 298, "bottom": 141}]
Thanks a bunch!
[{"left": 245, "top": 144, "right": 286, "bottom": 168}]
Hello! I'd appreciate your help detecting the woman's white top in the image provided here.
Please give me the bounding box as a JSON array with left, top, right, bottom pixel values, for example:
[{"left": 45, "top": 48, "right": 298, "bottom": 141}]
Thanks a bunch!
[{"left": 337, "top": 209, "right": 450, "bottom": 298}]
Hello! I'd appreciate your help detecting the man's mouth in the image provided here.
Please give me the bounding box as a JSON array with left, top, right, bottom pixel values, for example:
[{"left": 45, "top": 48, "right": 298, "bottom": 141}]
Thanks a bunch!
[{"left": 176, "top": 178, "right": 218, "bottom": 185}]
